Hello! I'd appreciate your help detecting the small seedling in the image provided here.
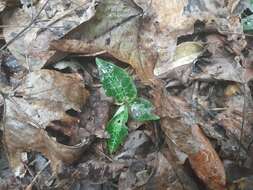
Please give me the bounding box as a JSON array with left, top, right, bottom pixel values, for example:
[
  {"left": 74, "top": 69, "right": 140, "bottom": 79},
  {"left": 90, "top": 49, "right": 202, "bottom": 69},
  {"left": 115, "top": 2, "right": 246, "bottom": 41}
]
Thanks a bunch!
[{"left": 96, "top": 58, "right": 159, "bottom": 154}]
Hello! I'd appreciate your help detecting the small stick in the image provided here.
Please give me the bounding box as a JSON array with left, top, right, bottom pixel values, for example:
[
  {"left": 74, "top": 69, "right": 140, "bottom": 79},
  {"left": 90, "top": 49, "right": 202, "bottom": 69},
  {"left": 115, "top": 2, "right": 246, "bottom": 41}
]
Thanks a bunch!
[
  {"left": 0, "top": 0, "right": 50, "bottom": 51},
  {"left": 25, "top": 160, "right": 51, "bottom": 190}
]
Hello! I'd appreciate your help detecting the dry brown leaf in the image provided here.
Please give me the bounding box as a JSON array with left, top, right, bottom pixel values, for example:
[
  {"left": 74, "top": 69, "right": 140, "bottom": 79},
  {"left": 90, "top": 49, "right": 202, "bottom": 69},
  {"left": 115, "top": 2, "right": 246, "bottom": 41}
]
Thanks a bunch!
[
  {"left": 154, "top": 42, "right": 204, "bottom": 76},
  {"left": 64, "top": 160, "right": 127, "bottom": 184},
  {"left": 189, "top": 125, "right": 226, "bottom": 190},
  {"left": 144, "top": 152, "right": 198, "bottom": 190},
  {"left": 50, "top": 0, "right": 238, "bottom": 83},
  {"left": 51, "top": 0, "right": 156, "bottom": 84},
  {"left": 0, "top": 0, "right": 19, "bottom": 12},
  {"left": 153, "top": 89, "right": 201, "bottom": 155},
  {"left": 153, "top": 86, "right": 228, "bottom": 190},
  {"left": 11, "top": 69, "right": 89, "bottom": 127},
  {"left": 80, "top": 88, "right": 111, "bottom": 138},
  {"left": 3, "top": 0, "right": 96, "bottom": 70},
  {"left": 3, "top": 69, "right": 90, "bottom": 175},
  {"left": 191, "top": 42, "right": 245, "bottom": 83}
]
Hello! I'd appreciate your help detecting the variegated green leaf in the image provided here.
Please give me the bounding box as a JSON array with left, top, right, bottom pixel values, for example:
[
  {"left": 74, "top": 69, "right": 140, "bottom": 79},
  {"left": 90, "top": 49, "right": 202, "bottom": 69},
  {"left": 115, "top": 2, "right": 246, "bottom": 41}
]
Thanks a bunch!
[
  {"left": 249, "top": 0, "right": 253, "bottom": 11},
  {"left": 243, "top": 15, "right": 253, "bottom": 32},
  {"left": 96, "top": 58, "right": 137, "bottom": 104},
  {"left": 106, "top": 105, "right": 128, "bottom": 154},
  {"left": 129, "top": 98, "right": 160, "bottom": 122}
]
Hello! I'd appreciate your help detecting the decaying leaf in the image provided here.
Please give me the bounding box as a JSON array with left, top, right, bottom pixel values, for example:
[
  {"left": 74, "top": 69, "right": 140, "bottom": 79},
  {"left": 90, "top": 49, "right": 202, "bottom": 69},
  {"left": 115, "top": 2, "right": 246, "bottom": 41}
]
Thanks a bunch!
[
  {"left": 12, "top": 69, "right": 89, "bottom": 127},
  {"left": 154, "top": 89, "right": 201, "bottom": 155},
  {"left": 1, "top": 0, "right": 253, "bottom": 189},
  {"left": 3, "top": 69, "right": 90, "bottom": 175},
  {"left": 51, "top": 0, "right": 156, "bottom": 83},
  {"left": 144, "top": 152, "right": 193, "bottom": 190},
  {"left": 3, "top": 0, "right": 96, "bottom": 70},
  {"left": 154, "top": 42, "right": 204, "bottom": 77},
  {"left": 189, "top": 125, "right": 226, "bottom": 190},
  {"left": 115, "top": 130, "right": 152, "bottom": 160},
  {"left": 50, "top": 0, "right": 241, "bottom": 82},
  {"left": 61, "top": 160, "right": 127, "bottom": 184},
  {"left": 0, "top": 0, "right": 19, "bottom": 12},
  {"left": 80, "top": 88, "right": 111, "bottom": 139}
]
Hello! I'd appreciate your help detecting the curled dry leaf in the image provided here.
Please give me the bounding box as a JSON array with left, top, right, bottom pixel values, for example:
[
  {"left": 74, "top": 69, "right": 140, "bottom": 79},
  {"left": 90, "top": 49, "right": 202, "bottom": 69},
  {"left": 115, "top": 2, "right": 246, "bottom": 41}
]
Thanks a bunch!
[
  {"left": 144, "top": 152, "right": 198, "bottom": 190},
  {"left": 153, "top": 84, "right": 228, "bottom": 190},
  {"left": 154, "top": 41, "right": 203, "bottom": 77},
  {"left": 3, "top": 69, "right": 90, "bottom": 174},
  {"left": 0, "top": 0, "right": 19, "bottom": 12},
  {"left": 189, "top": 125, "right": 226, "bottom": 190},
  {"left": 51, "top": 0, "right": 156, "bottom": 84},
  {"left": 12, "top": 69, "right": 89, "bottom": 127},
  {"left": 153, "top": 89, "right": 201, "bottom": 155},
  {"left": 51, "top": 0, "right": 236, "bottom": 83},
  {"left": 4, "top": 121, "right": 91, "bottom": 175},
  {"left": 3, "top": 0, "right": 96, "bottom": 70}
]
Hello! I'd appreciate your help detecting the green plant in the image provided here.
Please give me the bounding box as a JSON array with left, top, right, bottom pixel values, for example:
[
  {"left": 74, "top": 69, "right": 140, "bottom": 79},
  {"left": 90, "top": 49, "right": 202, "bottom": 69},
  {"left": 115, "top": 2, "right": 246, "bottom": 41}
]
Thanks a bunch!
[
  {"left": 96, "top": 58, "right": 159, "bottom": 154},
  {"left": 242, "top": 15, "right": 253, "bottom": 32},
  {"left": 242, "top": 0, "right": 253, "bottom": 32}
]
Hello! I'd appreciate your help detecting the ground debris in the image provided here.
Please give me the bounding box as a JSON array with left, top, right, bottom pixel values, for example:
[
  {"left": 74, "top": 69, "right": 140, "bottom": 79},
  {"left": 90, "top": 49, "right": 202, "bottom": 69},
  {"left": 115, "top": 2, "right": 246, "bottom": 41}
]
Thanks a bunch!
[{"left": 1, "top": 0, "right": 253, "bottom": 190}]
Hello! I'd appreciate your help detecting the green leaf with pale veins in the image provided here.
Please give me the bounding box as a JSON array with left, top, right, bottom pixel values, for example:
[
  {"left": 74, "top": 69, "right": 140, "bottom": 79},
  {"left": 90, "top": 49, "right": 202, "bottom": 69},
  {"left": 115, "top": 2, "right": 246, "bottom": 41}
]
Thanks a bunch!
[
  {"left": 250, "top": 0, "right": 253, "bottom": 10},
  {"left": 106, "top": 105, "right": 128, "bottom": 154},
  {"left": 96, "top": 58, "right": 137, "bottom": 104},
  {"left": 129, "top": 98, "right": 160, "bottom": 122},
  {"left": 242, "top": 15, "right": 253, "bottom": 32}
]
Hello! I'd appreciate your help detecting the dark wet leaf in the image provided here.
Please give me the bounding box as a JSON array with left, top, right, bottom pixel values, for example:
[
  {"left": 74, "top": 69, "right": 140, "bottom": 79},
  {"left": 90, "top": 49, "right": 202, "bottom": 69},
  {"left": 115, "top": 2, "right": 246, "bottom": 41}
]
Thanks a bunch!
[{"left": 3, "top": 69, "right": 91, "bottom": 175}]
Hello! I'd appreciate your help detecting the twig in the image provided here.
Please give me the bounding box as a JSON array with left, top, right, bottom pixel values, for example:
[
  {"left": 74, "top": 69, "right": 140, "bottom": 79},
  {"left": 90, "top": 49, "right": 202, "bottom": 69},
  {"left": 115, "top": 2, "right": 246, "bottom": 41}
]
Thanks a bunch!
[
  {"left": 25, "top": 160, "right": 51, "bottom": 190},
  {"left": 237, "top": 83, "right": 246, "bottom": 163},
  {"left": 0, "top": 0, "right": 50, "bottom": 51},
  {"left": 95, "top": 147, "right": 113, "bottom": 162}
]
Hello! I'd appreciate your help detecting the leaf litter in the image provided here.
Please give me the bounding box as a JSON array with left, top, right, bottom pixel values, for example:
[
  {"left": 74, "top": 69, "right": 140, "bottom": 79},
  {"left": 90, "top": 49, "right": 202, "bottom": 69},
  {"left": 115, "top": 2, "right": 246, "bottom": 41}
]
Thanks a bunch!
[{"left": 1, "top": 0, "right": 253, "bottom": 190}]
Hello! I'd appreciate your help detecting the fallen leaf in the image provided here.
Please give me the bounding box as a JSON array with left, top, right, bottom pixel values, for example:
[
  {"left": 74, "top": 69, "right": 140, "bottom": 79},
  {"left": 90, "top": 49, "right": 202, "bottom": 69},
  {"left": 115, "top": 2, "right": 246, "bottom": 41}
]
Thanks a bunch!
[
  {"left": 115, "top": 130, "right": 152, "bottom": 160},
  {"left": 154, "top": 41, "right": 204, "bottom": 77},
  {"left": 3, "top": 69, "right": 90, "bottom": 174},
  {"left": 3, "top": 0, "right": 96, "bottom": 70},
  {"left": 62, "top": 160, "right": 127, "bottom": 184},
  {"left": 0, "top": 0, "right": 19, "bottom": 13},
  {"left": 80, "top": 88, "right": 111, "bottom": 138},
  {"left": 191, "top": 54, "right": 244, "bottom": 83},
  {"left": 189, "top": 125, "right": 226, "bottom": 190},
  {"left": 13, "top": 69, "right": 89, "bottom": 127},
  {"left": 154, "top": 89, "right": 201, "bottom": 155},
  {"left": 51, "top": 0, "right": 239, "bottom": 83},
  {"left": 148, "top": 153, "right": 186, "bottom": 190}
]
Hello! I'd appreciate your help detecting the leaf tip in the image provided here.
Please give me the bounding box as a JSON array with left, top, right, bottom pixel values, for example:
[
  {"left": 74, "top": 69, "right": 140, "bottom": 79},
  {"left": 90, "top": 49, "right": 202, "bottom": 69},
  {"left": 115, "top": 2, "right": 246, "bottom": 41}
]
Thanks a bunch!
[{"left": 95, "top": 57, "right": 103, "bottom": 65}]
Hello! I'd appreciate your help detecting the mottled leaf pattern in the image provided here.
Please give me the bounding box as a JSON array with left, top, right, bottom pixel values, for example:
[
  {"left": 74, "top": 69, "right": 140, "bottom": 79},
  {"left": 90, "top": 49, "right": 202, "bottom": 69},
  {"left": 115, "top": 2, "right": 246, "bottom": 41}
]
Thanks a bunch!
[
  {"left": 129, "top": 98, "right": 160, "bottom": 121},
  {"left": 96, "top": 58, "right": 137, "bottom": 104},
  {"left": 242, "top": 15, "right": 253, "bottom": 32},
  {"left": 106, "top": 105, "right": 128, "bottom": 154},
  {"left": 96, "top": 58, "right": 159, "bottom": 153},
  {"left": 250, "top": 0, "right": 253, "bottom": 9}
]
